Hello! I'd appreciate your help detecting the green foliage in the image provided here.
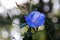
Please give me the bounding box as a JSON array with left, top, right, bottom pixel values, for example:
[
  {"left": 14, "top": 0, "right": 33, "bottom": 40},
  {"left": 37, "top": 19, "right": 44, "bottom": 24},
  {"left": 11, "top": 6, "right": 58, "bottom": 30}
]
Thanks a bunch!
[{"left": 32, "top": 30, "right": 47, "bottom": 40}]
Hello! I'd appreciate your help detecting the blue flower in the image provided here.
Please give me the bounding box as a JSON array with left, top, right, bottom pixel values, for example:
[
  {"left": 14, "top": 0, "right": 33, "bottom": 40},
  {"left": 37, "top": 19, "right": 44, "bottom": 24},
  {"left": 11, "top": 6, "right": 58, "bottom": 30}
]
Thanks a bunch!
[{"left": 25, "top": 11, "right": 46, "bottom": 28}]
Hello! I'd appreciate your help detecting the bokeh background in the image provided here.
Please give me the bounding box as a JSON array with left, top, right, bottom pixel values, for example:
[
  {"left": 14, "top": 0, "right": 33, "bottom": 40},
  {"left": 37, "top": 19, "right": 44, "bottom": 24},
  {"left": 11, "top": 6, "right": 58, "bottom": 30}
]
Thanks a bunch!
[{"left": 0, "top": 0, "right": 60, "bottom": 40}]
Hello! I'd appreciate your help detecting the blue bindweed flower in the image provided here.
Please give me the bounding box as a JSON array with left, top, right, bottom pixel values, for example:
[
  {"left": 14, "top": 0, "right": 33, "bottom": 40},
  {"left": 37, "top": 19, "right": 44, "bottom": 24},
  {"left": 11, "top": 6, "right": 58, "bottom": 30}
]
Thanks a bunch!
[{"left": 25, "top": 11, "right": 46, "bottom": 28}]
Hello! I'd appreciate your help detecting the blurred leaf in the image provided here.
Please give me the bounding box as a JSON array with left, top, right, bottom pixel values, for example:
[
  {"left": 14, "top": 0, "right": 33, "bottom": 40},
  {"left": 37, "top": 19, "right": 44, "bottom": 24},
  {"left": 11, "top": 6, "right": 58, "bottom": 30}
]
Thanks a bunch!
[{"left": 32, "top": 30, "right": 47, "bottom": 40}]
